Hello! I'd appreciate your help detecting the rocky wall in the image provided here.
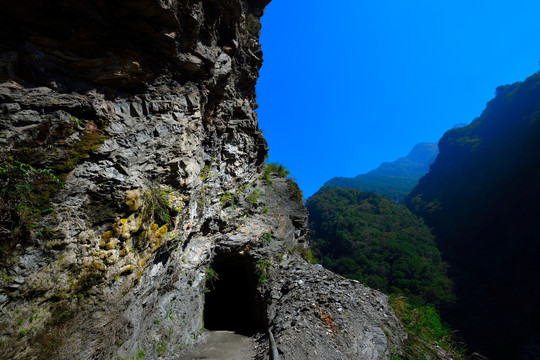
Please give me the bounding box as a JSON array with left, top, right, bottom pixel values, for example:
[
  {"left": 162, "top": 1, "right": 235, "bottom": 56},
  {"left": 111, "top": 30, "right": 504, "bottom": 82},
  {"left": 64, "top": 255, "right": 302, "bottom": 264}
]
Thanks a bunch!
[{"left": 0, "top": 1, "right": 407, "bottom": 359}]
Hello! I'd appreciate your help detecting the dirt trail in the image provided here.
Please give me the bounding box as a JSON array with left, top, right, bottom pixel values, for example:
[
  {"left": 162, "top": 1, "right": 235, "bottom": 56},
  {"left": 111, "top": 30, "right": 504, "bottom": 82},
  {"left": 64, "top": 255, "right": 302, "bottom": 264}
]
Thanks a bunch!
[{"left": 179, "top": 330, "right": 257, "bottom": 360}]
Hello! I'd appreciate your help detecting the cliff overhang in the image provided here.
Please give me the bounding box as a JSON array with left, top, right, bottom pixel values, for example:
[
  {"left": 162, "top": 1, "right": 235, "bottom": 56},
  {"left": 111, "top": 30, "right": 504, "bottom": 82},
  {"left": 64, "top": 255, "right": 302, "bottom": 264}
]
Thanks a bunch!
[{"left": 0, "top": 1, "right": 406, "bottom": 359}]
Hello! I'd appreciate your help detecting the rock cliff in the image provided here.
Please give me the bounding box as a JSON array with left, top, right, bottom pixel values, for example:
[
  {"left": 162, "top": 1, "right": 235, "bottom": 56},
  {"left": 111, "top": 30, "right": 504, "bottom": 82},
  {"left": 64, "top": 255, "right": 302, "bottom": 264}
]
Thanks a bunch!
[
  {"left": 0, "top": 1, "right": 406, "bottom": 359},
  {"left": 407, "top": 72, "right": 540, "bottom": 359}
]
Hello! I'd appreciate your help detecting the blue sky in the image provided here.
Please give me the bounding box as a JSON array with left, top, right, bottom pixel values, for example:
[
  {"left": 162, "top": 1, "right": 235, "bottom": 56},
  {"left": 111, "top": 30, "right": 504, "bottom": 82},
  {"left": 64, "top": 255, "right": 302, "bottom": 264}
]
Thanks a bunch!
[{"left": 256, "top": 0, "right": 540, "bottom": 198}]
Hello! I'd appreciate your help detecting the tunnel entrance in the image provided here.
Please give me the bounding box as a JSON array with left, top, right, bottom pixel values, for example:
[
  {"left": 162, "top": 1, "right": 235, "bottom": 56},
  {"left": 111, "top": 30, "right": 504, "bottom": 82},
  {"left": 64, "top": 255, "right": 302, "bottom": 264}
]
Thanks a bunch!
[{"left": 203, "top": 253, "right": 267, "bottom": 335}]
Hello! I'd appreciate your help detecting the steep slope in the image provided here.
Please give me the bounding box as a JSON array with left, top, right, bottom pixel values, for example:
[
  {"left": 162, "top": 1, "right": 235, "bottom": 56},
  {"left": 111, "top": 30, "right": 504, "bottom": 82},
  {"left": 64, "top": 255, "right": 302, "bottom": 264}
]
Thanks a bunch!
[
  {"left": 306, "top": 187, "right": 453, "bottom": 308},
  {"left": 306, "top": 187, "right": 462, "bottom": 359},
  {"left": 326, "top": 142, "right": 438, "bottom": 202},
  {"left": 0, "top": 1, "right": 406, "bottom": 359},
  {"left": 407, "top": 72, "right": 540, "bottom": 359}
]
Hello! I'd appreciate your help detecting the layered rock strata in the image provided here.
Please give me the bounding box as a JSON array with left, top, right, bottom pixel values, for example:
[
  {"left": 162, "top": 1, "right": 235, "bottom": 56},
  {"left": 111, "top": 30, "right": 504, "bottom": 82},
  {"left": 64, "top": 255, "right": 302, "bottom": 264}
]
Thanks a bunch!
[{"left": 0, "top": 1, "right": 406, "bottom": 359}]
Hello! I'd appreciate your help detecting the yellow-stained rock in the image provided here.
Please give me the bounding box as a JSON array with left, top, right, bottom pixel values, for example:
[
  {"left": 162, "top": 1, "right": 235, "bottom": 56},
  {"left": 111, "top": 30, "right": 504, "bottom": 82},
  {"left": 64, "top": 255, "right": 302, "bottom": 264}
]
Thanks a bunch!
[
  {"left": 167, "top": 191, "right": 188, "bottom": 213},
  {"left": 105, "top": 250, "right": 119, "bottom": 265},
  {"left": 113, "top": 218, "right": 130, "bottom": 239},
  {"left": 101, "top": 230, "right": 113, "bottom": 243},
  {"left": 126, "top": 212, "right": 142, "bottom": 233},
  {"left": 119, "top": 264, "right": 135, "bottom": 275},
  {"left": 125, "top": 189, "right": 142, "bottom": 212}
]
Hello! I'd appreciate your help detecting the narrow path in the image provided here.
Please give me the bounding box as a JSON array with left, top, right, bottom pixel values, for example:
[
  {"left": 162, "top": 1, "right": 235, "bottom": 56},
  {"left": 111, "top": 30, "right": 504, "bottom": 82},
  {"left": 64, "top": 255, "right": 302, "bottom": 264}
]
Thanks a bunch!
[{"left": 179, "top": 330, "right": 257, "bottom": 360}]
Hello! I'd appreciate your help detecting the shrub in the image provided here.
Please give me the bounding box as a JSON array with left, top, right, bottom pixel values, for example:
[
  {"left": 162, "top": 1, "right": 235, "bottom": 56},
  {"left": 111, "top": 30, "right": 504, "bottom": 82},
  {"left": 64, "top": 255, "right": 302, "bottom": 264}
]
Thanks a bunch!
[
  {"left": 220, "top": 192, "right": 234, "bottom": 207},
  {"left": 262, "top": 162, "right": 290, "bottom": 184},
  {"left": 390, "top": 295, "right": 467, "bottom": 360},
  {"left": 286, "top": 178, "right": 303, "bottom": 203},
  {"left": 257, "top": 259, "right": 272, "bottom": 284}
]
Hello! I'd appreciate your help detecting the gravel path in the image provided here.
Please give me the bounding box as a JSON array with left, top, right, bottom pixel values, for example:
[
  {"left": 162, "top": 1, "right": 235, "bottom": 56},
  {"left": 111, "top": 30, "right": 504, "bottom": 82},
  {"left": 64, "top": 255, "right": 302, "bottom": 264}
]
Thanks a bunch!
[{"left": 179, "top": 330, "right": 257, "bottom": 360}]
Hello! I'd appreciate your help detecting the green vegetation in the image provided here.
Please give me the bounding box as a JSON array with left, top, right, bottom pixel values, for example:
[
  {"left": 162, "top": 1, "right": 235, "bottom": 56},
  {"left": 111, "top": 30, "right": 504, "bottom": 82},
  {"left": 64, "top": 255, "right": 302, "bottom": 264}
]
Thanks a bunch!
[
  {"left": 143, "top": 186, "right": 179, "bottom": 227},
  {"left": 261, "top": 161, "right": 303, "bottom": 203},
  {"left": 206, "top": 267, "right": 218, "bottom": 281},
  {"left": 287, "top": 178, "right": 303, "bottom": 203},
  {"left": 326, "top": 174, "right": 419, "bottom": 204},
  {"left": 307, "top": 187, "right": 453, "bottom": 307},
  {"left": 301, "top": 248, "right": 317, "bottom": 264},
  {"left": 205, "top": 268, "right": 218, "bottom": 291},
  {"left": 219, "top": 192, "right": 234, "bottom": 207},
  {"left": 70, "top": 115, "right": 83, "bottom": 126},
  {"left": 0, "top": 116, "right": 109, "bottom": 267},
  {"left": 325, "top": 143, "right": 438, "bottom": 203},
  {"left": 390, "top": 295, "right": 468, "bottom": 360},
  {"left": 155, "top": 339, "right": 167, "bottom": 355},
  {"left": 289, "top": 246, "right": 317, "bottom": 264},
  {"left": 262, "top": 232, "right": 273, "bottom": 242},
  {"left": 247, "top": 189, "right": 262, "bottom": 204},
  {"left": 257, "top": 258, "right": 272, "bottom": 284},
  {"left": 200, "top": 159, "right": 214, "bottom": 183},
  {"left": 135, "top": 348, "right": 145, "bottom": 360},
  {"left": 54, "top": 131, "right": 109, "bottom": 173},
  {"left": 307, "top": 186, "right": 466, "bottom": 358},
  {"left": 262, "top": 162, "right": 291, "bottom": 184},
  {"left": 405, "top": 72, "right": 540, "bottom": 358},
  {"left": 0, "top": 156, "right": 64, "bottom": 262}
]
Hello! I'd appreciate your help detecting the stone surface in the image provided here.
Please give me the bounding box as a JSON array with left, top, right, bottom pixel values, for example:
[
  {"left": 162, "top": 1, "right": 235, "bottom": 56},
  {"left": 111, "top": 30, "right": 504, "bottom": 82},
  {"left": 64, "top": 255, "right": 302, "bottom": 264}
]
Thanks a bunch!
[
  {"left": 267, "top": 260, "right": 403, "bottom": 360},
  {"left": 0, "top": 1, "right": 408, "bottom": 359},
  {"left": 178, "top": 330, "right": 256, "bottom": 360}
]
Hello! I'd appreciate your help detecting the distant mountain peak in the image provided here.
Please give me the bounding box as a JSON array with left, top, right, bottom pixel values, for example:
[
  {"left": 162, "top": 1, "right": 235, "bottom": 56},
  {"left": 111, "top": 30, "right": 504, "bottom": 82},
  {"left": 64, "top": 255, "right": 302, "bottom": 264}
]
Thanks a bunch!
[
  {"left": 368, "top": 142, "right": 438, "bottom": 177},
  {"left": 405, "top": 142, "right": 438, "bottom": 164},
  {"left": 321, "top": 142, "right": 439, "bottom": 203}
]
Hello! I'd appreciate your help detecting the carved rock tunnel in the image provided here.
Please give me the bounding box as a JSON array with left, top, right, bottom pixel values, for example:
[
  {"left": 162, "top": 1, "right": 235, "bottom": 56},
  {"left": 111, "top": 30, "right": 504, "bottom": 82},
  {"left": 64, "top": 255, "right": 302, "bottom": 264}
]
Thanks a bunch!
[{"left": 203, "top": 252, "right": 267, "bottom": 335}]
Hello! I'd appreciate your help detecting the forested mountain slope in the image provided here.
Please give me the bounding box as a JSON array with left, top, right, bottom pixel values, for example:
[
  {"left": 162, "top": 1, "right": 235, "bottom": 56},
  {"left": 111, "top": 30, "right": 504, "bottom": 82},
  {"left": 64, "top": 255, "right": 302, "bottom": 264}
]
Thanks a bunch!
[
  {"left": 306, "top": 187, "right": 469, "bottom": 359},
  {"left": 407, "top": 71, "right": 540, "bottom": 359},
  {"left": 307, "top": 187, "right": 453, "bottom": 308},
  {"left": 326, "top": 142, "right": 438, "bottom": 202}
]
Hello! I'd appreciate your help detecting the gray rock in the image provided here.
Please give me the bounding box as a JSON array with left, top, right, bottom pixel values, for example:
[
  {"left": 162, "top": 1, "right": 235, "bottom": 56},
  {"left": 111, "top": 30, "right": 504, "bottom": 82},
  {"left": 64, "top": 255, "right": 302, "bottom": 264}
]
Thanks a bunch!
[
  {"left": 1, "top": 103, "right": 20, "bottom": 113},
  {"left": 0, "top": 1, "right": 411, "bottom": 359}
]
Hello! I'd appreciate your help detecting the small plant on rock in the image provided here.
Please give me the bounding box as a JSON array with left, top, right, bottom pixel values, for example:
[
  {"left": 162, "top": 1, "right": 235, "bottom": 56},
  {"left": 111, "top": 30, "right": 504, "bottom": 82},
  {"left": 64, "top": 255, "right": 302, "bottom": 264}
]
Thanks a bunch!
[
  {"left": 135, "top": 348, "right": 145, "bottom": 360},
  {"left": 257, "top": 258, "right": 272, "bottom": 284},
  {"left": 247, "top": 189, "right": 262, "bottom": 204},
  {"left": 219, "top": 192, "right": 234, "bottom": 207},
  {"left": 262, "top": 162, "right": 290, "bottom": 184},
  {"left": 200, "top": 159, "right": 214, "bottom": 183},
  {"left": 286, "top": 178, "right": 303, "bottom": 203},
  {"left": 205, "top": 268, "right": 219, "bottom": 291}
]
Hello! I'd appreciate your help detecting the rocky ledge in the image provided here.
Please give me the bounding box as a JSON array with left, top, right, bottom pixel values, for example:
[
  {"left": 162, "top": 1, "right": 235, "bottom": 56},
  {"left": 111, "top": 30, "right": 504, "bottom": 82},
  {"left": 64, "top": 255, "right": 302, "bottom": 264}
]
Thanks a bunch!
[{"left": 0, "top": 1, "right": 406, "bottom": 359}]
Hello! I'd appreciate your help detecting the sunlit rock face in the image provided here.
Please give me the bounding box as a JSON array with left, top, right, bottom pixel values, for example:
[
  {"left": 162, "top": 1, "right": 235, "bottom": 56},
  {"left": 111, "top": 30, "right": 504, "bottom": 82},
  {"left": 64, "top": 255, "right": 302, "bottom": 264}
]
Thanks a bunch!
[{"left": 0, "top": 1, "right": 406, "bottom": 359}]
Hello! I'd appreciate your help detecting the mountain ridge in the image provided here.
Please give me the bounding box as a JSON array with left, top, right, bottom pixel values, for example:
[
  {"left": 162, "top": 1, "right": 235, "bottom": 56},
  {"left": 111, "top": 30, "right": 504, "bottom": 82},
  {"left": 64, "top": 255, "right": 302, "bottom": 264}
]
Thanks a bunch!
[
  {"left": 406, "top": 71, "right": 540, "bottom": 359},
  {"left": 325, "top": 142, "right": 438, "bottom": 202}
]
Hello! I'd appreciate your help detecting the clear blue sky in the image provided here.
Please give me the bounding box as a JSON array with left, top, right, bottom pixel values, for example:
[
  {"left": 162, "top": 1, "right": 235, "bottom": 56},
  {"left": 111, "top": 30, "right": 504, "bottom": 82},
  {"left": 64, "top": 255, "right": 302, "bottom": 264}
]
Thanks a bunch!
[{"left": 256, "top": 0, "right": 540, "bottom": 198}]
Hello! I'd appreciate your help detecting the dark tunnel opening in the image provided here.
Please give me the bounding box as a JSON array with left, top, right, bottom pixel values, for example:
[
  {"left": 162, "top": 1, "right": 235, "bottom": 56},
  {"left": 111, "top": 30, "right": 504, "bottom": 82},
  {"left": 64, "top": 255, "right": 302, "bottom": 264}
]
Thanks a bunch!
[{"left": 203, "top": 253, "right": 267, "bottom": 335}]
